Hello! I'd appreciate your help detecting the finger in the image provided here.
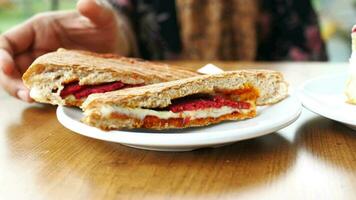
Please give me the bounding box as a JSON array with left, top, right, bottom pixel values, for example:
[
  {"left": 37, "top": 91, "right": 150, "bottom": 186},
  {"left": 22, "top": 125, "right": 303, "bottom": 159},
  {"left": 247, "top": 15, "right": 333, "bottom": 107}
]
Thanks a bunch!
[
  {"left": 2, "top": 20, "right": 35, "bottom": 55},
  {"left": 0, "top": 71, "right": 33, "bottom": 102},
  {"left": 14, "top": 52, "right": 36, "bottom": 74},
  {"left": 0, "top": 35, "right": 20, "bottom": 77},
  {"left": 0, "top": 19, "right": 35, "bottom": 78},
  {"left": 77, "top": 0, "right": 116, "bottom": 27},
  {"left": 0, "top": 48, "right": 19, "bottom": 77},
  {"left": 17, "top": 89, "right": 33, "bottom": 102}
]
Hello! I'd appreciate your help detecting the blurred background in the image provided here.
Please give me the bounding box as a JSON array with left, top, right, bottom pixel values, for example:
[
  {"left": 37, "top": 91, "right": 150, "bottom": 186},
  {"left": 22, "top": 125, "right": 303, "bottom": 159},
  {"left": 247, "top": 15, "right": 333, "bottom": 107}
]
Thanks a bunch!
[{"left": 0, "top": 0, "right": 355, "bottom": 62}]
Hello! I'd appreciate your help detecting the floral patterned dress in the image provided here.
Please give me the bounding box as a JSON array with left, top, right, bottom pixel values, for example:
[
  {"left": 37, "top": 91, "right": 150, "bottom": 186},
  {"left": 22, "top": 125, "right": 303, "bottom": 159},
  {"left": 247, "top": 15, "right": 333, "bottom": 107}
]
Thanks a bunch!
[{"left": 109, "top": 0, "right": 327, "bottom": 61}]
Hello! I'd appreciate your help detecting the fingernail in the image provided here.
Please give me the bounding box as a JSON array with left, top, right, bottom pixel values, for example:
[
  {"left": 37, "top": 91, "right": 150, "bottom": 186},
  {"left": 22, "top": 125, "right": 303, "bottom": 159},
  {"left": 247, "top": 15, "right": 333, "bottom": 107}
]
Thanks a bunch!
[
  {"left": 17, "top": 90, "right": 32, "bottom": 102},
  {"left": 95, "top": 0, "right": 103, "bottom": 6},
  {"left": 95, "top": 0, "right": 111, "bottom": 9}
]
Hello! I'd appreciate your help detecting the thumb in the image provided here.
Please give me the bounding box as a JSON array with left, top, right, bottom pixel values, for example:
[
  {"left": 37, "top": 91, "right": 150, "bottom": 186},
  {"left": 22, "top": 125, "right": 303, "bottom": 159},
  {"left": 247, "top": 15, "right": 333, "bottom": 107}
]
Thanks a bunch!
[{"left": 77, "top": 0, "right": 116, "bottom": 27}]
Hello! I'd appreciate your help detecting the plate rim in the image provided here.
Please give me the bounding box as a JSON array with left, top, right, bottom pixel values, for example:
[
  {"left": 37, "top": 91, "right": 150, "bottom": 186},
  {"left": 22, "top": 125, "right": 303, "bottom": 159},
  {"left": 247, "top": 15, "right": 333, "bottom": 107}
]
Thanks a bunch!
[
  {"left": 56, "top": 95, "right": 302, "bottom": 148},
  {"left": 298, "top": 72, "right": 355, "bottom": 126}
]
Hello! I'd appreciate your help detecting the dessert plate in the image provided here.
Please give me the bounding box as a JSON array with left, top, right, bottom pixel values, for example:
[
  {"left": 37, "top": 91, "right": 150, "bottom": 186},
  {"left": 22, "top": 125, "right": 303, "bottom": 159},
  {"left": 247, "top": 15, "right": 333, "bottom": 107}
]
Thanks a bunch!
[
  {"left": 56, "top": 95, "right": 301, "bottom": 151},
  {"left": 298, "top": 73, "right": 356, "bottom": 130}
]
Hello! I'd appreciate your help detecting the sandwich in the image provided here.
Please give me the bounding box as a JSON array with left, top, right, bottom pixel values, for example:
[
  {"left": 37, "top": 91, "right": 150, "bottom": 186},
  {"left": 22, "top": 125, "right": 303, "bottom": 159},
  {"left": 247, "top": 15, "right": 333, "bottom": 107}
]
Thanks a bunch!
[
  {"left": 346, "top": 26, "right": 356, "bottom": 104},
  {"left": 81, "top": 70, "right": 288, "bottom": 130},
  {"left": 22, "top": 49, "right": 198, "bottom": 106}
]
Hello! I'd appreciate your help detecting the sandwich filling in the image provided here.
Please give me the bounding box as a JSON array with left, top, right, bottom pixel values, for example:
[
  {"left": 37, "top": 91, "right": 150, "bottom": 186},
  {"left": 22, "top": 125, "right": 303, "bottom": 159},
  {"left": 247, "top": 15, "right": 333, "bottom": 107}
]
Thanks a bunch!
[
  {"left": 90, "top": 86, "right": 259, "bottom": 128},
  {"left": 60, "top": 81, "right": 144, "bottom": 99},
  {"left": 99, "top": 94, "right": 253, "bottom": 120}
]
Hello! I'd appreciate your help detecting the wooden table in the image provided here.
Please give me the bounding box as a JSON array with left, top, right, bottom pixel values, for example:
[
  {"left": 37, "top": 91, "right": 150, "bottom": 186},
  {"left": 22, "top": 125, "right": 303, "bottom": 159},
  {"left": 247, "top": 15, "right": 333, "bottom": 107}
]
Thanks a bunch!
[{"left": 0, "top": 62, "right": 355, "bottom": 200}]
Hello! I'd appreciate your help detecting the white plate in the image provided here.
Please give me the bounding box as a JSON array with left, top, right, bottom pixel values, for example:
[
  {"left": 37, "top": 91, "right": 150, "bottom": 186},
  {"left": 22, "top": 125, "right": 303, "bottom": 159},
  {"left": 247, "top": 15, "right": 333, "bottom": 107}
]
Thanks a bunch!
[
  {"left": 298, "top": 73, "right": 356, "bottom": 130},
  {"left": 56, "top": 95, "right": 301, "bottom": 151}
]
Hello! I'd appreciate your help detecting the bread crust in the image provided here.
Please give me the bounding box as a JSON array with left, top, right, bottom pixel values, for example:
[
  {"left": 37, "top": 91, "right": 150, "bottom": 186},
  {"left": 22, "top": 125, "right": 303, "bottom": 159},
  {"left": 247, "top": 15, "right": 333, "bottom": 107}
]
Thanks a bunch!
[{"left": 23, "top": 48, "right": 197, "bottom": 85}]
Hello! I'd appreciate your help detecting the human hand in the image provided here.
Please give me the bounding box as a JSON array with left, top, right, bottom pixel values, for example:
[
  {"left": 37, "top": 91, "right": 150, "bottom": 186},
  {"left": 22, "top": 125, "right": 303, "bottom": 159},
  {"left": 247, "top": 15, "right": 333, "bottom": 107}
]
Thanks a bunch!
[{"left": 0, "top": 0, "right": 132, "bottom": 102}]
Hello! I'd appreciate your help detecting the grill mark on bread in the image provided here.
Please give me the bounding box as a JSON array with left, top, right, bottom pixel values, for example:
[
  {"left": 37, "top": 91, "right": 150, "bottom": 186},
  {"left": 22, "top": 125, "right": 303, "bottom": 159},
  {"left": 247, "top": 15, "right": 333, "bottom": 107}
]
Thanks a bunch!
[{"left": 23, "top": 48, "right": 197, "bottom": 83}]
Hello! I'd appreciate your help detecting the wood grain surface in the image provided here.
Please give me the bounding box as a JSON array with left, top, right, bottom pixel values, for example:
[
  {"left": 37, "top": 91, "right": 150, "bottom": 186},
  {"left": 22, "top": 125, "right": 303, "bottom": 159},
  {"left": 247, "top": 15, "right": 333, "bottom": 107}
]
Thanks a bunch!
[{"left": 0, "top": 62, "right": 355, "bottom": 200}]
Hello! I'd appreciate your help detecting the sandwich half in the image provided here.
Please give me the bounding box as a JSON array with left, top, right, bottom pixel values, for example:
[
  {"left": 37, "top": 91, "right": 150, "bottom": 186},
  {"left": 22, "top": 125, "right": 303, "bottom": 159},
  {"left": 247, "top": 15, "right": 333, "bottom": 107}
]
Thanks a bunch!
[
  {"left": 22, "top": 49, "right": 198, "bottom": 106},
  {"left": 81, "top": 70, "right": 288, "bottom": 130}
]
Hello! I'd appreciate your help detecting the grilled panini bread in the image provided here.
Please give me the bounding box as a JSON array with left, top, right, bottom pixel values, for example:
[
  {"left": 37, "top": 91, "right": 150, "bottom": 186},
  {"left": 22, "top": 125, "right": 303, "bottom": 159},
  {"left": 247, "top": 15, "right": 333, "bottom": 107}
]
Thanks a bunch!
[
  {"left": 82, "top": 70, "right": 288, "bottom": 130},
  {"left": 22, "top": 49, "right": 198, "bottom": 106}
]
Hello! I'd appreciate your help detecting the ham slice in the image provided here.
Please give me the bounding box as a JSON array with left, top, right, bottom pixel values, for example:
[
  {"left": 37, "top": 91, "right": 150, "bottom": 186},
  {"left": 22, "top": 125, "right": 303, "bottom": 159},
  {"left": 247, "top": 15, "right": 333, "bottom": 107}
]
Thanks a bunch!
[
  {"left": 169, "top": 95, "right": 250, "bottom": 112},
  {"left": 60, "top": 81, "right": 143, "bottom": 99}
]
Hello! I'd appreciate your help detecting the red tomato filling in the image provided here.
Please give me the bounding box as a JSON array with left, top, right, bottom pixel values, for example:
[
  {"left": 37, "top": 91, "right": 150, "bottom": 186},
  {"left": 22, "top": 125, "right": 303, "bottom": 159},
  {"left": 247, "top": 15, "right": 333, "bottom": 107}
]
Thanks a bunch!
[
  {"left": 60, "top": 81, "right": 143, "bottom": 99},
  {"left": 168, "top": 95, "right": 250, "bottom": 113}
]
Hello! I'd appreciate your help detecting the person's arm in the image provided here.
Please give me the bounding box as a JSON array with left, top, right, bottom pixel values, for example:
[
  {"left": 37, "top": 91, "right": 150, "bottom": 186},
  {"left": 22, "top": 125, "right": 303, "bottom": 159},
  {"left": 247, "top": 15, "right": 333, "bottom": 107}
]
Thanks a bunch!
[{"left": 0, "top": 0, "right": 135, "bottom": 101}]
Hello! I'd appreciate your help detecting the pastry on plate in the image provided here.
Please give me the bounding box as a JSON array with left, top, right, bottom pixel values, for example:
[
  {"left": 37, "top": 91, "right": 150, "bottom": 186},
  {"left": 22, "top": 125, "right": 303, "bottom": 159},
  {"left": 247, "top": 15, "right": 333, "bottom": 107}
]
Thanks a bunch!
[{"left": 346, "top": 26, "right": 356, "bottom": 104}]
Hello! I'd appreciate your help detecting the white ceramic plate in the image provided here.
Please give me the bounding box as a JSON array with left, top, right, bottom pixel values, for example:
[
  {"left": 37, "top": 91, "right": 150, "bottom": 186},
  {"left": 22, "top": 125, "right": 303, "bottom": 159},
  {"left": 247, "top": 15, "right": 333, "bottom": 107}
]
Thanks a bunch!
[
  {"left": 56, "top": 95, "right": 301, "bottom": 151},
  {"left": 298, "top": 73, "right": 356, "bottom": 130}
]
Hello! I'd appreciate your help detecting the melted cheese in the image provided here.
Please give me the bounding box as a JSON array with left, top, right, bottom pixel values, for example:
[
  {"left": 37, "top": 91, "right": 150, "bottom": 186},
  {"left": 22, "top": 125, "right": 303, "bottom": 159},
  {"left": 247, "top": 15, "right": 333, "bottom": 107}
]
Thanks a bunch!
[
  {"left": 93, "top": 105, "right": 252, "bottom": 120},
  {"left": 29, "top": 87, "right": 42, "bottom": 99}
]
